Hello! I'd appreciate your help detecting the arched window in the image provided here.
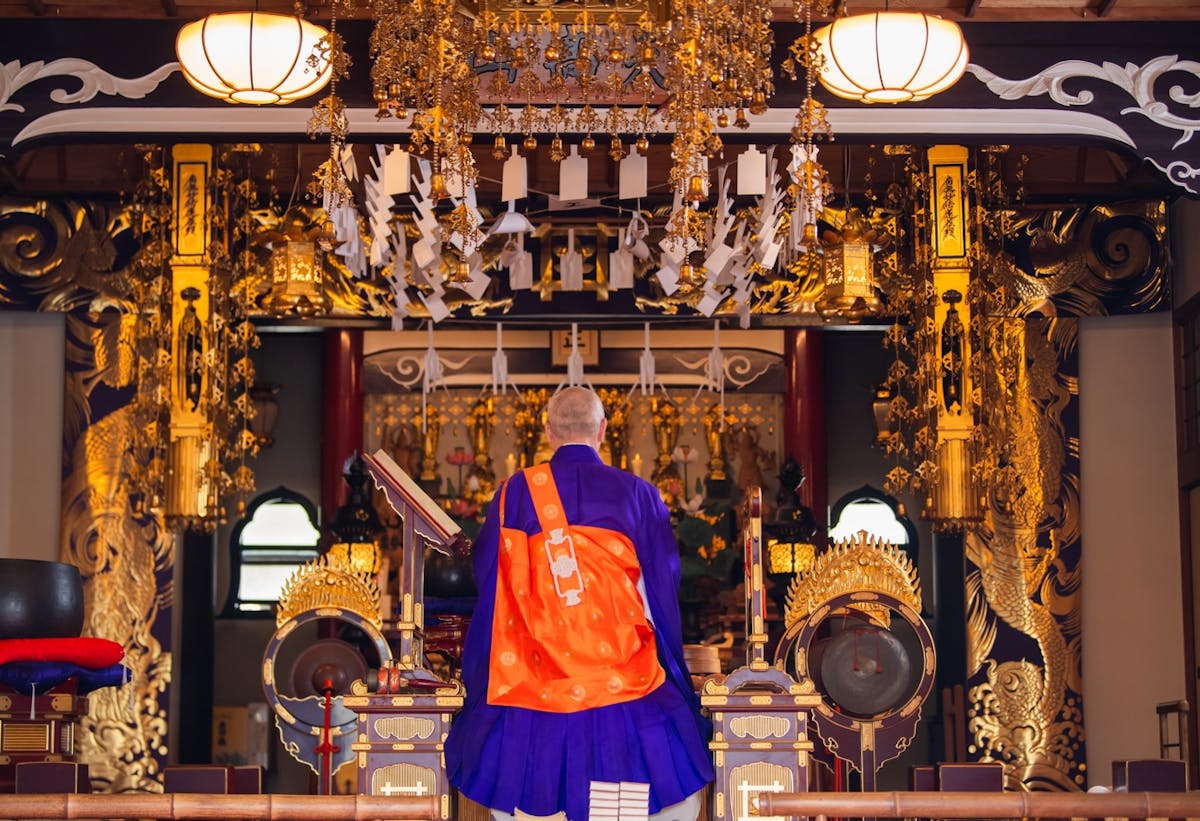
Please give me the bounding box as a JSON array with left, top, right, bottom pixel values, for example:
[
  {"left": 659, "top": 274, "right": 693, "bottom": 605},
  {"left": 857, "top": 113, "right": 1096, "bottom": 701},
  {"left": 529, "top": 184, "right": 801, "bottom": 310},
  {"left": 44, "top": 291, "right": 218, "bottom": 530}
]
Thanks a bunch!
[
  {"left": 828, "top": 484, "right": 918, "bottom": 566},
  {"left": 222, "top": 487, "right": 322, "bottom": 617}
]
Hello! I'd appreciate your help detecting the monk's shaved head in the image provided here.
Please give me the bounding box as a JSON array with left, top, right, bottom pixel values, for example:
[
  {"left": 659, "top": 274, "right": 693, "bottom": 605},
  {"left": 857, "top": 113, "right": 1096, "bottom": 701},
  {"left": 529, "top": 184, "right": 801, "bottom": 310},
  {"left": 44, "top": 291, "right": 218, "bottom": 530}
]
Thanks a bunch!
[{"left": 546, "top": 386, "right": 605, "bottom": 445}]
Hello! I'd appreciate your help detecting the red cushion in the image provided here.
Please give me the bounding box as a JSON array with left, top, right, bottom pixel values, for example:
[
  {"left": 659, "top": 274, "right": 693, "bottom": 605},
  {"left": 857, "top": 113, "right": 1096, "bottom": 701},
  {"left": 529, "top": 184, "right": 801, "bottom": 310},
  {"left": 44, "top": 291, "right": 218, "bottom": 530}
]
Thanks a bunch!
[{"left": 0, "top": 637, "right": 124, "bottom": 669}]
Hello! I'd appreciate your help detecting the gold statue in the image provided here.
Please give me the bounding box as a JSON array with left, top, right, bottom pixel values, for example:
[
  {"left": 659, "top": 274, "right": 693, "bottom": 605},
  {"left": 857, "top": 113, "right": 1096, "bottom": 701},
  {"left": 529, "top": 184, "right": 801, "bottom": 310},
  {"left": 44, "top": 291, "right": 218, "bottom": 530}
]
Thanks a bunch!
[
  {"left": 418, "top": 406, "right": 442, "bottom": 484},
  {"left": 599, "top": 388, "right": 631, "bottom": 471},
  {"left": 466, "top": 396, "right": 497, "bottom": 505},
  {"left": 514, "top": 387, "right": 549, "bottom": 468},
  {"left": 386, "top": 420, "right": 423, "bottom": 478},
  {"left": 703, "top": 402, "right": 730, "bottom": 482},
  {"left": 650, "top": 396, "right": 681, "bottom": 503},
  {"left": 731, "top": 424, "right": 775, "bottom": 501}
]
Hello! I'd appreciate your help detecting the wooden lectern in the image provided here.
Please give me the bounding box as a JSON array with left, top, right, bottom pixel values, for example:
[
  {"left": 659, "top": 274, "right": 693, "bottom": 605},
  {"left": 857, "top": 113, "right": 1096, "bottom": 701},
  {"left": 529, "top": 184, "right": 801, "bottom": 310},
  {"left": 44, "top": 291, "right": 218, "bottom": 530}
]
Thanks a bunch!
[{"left": 348, "top": 450, "right": 467, "bottom": 819}]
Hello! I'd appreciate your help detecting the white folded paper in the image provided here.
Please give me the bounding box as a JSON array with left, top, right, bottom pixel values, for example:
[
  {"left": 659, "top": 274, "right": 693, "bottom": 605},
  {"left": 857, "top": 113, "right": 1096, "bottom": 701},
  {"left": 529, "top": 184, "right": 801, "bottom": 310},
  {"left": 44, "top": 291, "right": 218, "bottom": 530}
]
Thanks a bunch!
[{"left": 559, "top": 144, "right": 588, "bottom": 202}]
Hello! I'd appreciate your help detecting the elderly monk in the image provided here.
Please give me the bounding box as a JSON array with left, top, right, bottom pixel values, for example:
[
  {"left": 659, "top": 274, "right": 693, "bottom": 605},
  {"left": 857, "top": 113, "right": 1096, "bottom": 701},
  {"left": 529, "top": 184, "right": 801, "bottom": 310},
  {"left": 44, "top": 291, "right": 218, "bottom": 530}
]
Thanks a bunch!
[{"left": 445, "top": 386, "right": 713, "bottom": 821}]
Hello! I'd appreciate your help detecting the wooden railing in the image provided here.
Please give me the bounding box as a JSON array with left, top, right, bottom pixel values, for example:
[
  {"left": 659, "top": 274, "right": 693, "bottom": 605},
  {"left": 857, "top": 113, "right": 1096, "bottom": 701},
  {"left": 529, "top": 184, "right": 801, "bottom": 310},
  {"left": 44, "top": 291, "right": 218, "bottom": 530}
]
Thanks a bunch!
[
  {"left": 7, "top": 790, "right": 1200, "bottom": 820},
  {"left": 0, "top": 792, "right": 439, "bottom": 820},
  {"left": 759, "top": 790, "right": 1200, "bottom": 818}
]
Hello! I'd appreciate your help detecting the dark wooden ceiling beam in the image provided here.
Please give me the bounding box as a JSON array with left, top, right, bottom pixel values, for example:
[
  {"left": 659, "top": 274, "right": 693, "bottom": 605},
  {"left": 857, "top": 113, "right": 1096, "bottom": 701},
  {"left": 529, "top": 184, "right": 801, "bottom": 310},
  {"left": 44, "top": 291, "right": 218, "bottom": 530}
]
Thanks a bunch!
[
  {"left": 25, "top": 0, "right": 47, "bottom": 16},
  {"left": 161, "top": 0, "right": 178, "bottom": 15},
  {"left": 1097, "top": 0, "right": 1119, "bottom": 16},
  {"left": 965, "top": 0, "right": 984, "bottom": 16}
]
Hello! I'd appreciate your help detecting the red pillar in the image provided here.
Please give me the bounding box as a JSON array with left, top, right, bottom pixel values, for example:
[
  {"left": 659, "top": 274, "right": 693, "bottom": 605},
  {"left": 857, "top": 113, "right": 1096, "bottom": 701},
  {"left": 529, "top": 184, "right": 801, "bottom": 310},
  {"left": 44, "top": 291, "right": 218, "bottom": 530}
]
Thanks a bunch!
[
  {"left": 783, "top": 328, "right": 827, "bottom": 527},
  {"left": 321, "top": 328, "right": 364, "bottom": 524}
]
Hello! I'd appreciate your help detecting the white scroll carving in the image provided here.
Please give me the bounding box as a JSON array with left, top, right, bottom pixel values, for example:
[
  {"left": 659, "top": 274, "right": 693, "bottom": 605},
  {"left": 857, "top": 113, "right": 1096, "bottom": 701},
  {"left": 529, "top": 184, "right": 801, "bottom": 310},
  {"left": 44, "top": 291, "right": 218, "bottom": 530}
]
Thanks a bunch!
[
  {"left": 0, "top": 59, "right": 178, "bottom": 113},
  {"left": 968, "top": 56, "right": 1200, "bottom": 194}
]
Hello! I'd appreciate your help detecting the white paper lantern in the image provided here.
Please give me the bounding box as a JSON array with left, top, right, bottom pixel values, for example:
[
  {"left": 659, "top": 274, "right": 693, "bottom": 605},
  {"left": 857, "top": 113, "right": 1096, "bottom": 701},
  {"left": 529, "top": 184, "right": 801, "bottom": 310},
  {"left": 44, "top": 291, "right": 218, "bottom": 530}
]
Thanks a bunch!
[
  {"left": 176, "top": 12, "right": 333, "bottom": 105},
  {"left": 813, "top": 12, "right": 968, "bottom": 104}
]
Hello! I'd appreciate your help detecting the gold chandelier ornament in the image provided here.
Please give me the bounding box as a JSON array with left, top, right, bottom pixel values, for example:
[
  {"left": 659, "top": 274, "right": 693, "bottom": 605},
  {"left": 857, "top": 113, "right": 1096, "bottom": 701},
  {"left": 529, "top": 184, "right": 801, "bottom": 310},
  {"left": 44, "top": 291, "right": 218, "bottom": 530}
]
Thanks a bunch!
[
  {"left": 813, "top": 12, "right": 968, "bottom": 103},
  {"left": 818, "top": 207, "right": 883, "bottom": 319},
  {"left": 316, "top": 0, "right": 777, "bottom": 201},
  {"left": 175, "top": 11, "right": 333, "bottom": 104},
  {"left": 263, "top": 208, "right": 330, "bottom": 317}
]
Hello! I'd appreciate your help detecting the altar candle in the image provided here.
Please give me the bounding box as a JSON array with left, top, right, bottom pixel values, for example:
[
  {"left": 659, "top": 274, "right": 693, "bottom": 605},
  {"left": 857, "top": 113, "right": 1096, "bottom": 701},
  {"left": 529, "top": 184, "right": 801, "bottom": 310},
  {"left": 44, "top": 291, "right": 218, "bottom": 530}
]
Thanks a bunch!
[
  {"left": 631, "top": 453, "right": 643, "bottom": 478},
  {"left": 505, "top": 452, "right": 517, "bottom": 478}
]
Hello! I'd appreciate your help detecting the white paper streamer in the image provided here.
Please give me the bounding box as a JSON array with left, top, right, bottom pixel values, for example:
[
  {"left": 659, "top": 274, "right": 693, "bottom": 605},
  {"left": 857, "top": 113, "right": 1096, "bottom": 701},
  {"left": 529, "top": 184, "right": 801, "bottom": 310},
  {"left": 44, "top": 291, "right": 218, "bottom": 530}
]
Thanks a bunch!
[
  {"left": 501, "top": 145, "right": 527, "bottom": 201},
  {"left": 421, "top": 323, "right": 445, "bottom": 433},
  {"left": 695, "top": 320, "right": 727, "bottom": 431},
  {"left": 490, "top": 323, "right": 516, "bottom": 394},
  {"left": 737, "top": 144, "right": 767, "bottom": 196},
  {"left": 559, "top": 322, "right": 592, "bottom": 390},
  {"left": 561, "top": 229, "right": 584, "bottom": 290},
  {"left": 559, "top": 145, "right": 588, "bottom": 202},
  {"left": 507, "top": 234, "right": 533, "bottom": 290},
  {"left": 610, "top": 229, "right": 634, "bottom": 290},
  {"left": 629, "top": 322, "right": 665, "bottom": 402}
]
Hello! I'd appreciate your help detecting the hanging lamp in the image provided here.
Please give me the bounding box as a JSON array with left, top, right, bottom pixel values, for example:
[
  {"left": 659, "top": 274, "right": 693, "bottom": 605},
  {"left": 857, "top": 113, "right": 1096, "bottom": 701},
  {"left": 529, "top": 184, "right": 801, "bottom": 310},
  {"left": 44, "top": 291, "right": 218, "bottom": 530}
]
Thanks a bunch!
[
  {"left": 175, "top": 11, "right": 333, "bottom": 105},
  {"left": 813, "top": 12, "right": 968, "bottom": 103}
]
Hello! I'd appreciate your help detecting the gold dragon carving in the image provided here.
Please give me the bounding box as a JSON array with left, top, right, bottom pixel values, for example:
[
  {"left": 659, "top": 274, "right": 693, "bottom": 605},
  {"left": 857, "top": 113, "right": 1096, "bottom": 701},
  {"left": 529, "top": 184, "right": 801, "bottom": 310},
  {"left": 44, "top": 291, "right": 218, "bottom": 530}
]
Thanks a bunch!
[
  {"left": 964, "top": 317, "right": 1083, "bottom": 791},
  {"left": 60, "top": 312, "right": 173, "bottom": 793}
]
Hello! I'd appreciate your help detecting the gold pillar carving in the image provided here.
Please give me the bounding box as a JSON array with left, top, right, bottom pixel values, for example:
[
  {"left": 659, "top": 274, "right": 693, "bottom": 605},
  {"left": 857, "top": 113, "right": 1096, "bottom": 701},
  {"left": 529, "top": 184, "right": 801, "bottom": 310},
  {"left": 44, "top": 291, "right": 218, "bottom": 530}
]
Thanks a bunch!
[
  {"left": 925, "top": 145, "right": 979, "bottom": 529},
  {"left": 167, "top": 146, "right": 216, "bottom": 524}
]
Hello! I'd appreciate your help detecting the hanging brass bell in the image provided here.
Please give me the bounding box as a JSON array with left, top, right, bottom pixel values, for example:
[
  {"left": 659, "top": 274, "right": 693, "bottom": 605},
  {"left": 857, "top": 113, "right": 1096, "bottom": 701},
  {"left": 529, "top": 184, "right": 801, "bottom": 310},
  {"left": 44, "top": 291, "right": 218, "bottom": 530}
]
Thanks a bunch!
[
  {"left": 430, "top": 172, "right": 449, "bottom": 201},
  {"left": 451, "top": 259, "right": 471, "bottom": 283},
  {"left": 609, "top": 136, "right": 624, "bottom": 162}
]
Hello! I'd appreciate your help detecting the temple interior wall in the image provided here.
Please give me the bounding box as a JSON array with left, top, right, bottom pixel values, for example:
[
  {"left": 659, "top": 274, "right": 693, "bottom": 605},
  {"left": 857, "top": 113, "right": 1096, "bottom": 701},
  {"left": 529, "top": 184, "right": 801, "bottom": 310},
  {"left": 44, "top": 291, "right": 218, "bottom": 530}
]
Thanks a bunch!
[
  {"left": 1079, "top": 311, "right": 1184, "bottom": 785},
  {"left": 0, "top": 310, "right": 63, "bottom": 562}
]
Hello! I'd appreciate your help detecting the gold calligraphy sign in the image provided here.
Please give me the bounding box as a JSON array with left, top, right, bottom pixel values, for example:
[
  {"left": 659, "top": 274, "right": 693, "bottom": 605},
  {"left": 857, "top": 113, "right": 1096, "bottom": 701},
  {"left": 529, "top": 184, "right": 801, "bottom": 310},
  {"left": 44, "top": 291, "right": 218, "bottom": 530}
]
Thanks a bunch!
[
  {"left": 929, "top": 146, "right": 968, "bottom": 265},
  {"left": 172, "top": 145, "right": 210, "bottom": 259}
]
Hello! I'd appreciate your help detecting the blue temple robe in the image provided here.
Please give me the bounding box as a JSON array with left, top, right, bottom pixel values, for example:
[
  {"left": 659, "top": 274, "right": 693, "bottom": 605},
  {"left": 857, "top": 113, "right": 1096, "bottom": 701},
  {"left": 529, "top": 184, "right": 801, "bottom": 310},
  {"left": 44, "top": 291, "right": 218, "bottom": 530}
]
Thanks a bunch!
[{"left": 445, "top": 444, "right": 714, "bottom": 820}]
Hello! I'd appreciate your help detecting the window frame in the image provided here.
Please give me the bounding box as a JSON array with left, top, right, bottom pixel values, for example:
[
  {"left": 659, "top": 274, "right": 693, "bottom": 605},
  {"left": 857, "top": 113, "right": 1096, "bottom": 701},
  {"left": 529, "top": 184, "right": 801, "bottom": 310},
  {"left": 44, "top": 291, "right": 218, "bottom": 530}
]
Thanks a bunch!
[
  {"left": 828, "top": 484, "right": 919, "bottom": 567},
  {"left": 221, "top": 486, "right": 322, "bottom": 619}
]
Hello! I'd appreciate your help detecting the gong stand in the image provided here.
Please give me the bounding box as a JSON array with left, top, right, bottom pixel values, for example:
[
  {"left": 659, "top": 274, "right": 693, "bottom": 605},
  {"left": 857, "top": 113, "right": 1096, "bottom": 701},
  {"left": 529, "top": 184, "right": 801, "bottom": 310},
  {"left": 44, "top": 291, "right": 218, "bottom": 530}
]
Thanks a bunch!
[
  {"left": 363, "top": 449, "right": 464, "bottom": 677},
  {"left": 701, "top": 488, "right": 823, "bottom": 821},
  {"left": 262, "top": 607, "right": 393, "bottom": 791},
  {"left": 777, "top": 590, "right": 936, "bottom": 792}
]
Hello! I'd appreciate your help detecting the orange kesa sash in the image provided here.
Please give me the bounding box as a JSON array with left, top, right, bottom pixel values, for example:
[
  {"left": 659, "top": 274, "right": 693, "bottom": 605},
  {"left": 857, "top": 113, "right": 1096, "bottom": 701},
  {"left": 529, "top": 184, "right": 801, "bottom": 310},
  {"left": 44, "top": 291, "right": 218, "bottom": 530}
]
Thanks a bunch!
[{"left": 488, "top": 463, "right": 665, "bottom": 712}]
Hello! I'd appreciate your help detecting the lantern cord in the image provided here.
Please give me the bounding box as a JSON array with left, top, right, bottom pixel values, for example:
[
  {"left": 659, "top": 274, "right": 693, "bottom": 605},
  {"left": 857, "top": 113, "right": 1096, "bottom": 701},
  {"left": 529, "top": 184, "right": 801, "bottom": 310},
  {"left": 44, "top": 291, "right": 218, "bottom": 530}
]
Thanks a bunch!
[{"left": 844, "top": 145, "right": 851, "bottom": 212}]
